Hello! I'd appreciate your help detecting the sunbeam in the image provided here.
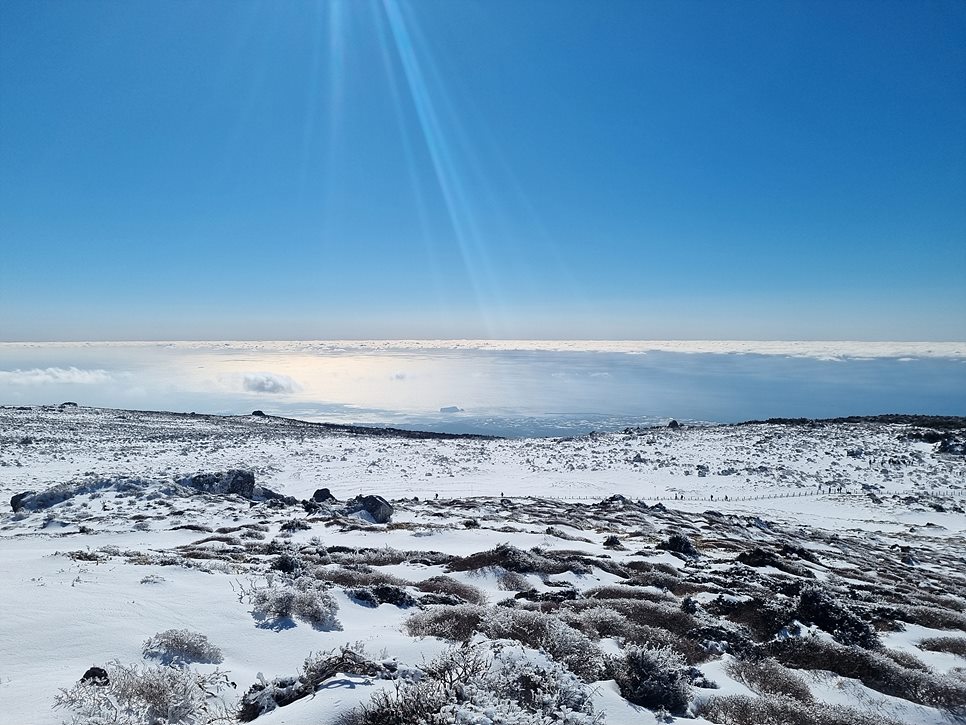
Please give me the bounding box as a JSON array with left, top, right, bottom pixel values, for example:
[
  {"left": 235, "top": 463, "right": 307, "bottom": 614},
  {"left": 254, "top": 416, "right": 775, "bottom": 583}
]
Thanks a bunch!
[{"left": 380, "top": 0, "right": 501, "bottom": 334}]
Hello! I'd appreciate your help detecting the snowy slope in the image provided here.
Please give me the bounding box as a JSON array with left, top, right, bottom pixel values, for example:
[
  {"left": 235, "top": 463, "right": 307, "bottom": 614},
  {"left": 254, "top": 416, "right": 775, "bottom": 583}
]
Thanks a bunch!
[{"left": 1, "top": 405, "right": 964, "bottom": 725}]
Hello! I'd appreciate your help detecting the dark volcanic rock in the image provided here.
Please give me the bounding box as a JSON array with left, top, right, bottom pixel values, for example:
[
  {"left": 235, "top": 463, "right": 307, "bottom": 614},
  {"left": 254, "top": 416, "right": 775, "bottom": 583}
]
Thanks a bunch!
[
  {"left": 345, "top": 494, "right": 393, "bottom": 524},
  {"left": 667, "top": 419, "right": 681, "bottom": 429},
  {"left": 80, "top": 666, "right": 109, "bottom": 686},
  {"left": 10, "top": 491, "right": 33, "bottom": 513},
  {"left": 312, "top": 488, "right": 336, "bottom": 502}
]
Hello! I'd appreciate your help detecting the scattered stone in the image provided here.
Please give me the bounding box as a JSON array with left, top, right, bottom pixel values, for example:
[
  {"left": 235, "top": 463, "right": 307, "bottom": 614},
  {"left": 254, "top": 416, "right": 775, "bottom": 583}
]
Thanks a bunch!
[
  {"left": 10, "top": 491, "right": 33, "bottom": 513},
  {"left": 80, "top": 666, "right": 109, "bottom": 686},
  {"left": 312, "top": 488, "right": 336, "bottom": 502},
  {"left": 345, "top": 494, "right": 394, "bottom": 524}
]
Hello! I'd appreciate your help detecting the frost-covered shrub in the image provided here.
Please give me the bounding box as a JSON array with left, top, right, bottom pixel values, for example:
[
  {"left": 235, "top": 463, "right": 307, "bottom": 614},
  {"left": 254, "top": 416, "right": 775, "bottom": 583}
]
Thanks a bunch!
[
  {"left": 341, "top": 644, "right": 599, "bottom": 725},
  {"left": 623, "top": 623, "right": 709, "bottom": 665},
  {"left": 54, "top": 660, "right": 232, "bottom": 725},
  {"left": 879, "top": 646, "right": 930, "bottom": 671},
  {"left": 347, "top": 584, "right": 417, "bottom": 608},
  {"left": 766, "top": 636, "right": 966, "bottom": 711},
  {"left": 606, "top": 598, "right": 699, "bottom": 638},
  {"left": 239, "top": 645, "right": 385, "bottom": 721},
  {"left": 727, "top": 657, "right": 812, "bottom": 703},
  {"left": 583, "top": 584, "right": 673, "bottom": 603},
  {"left": 406, "top": 606, "right": 604, "bottom": 681},
  {"left": 920, "top": 636, "right": 966, "bottom": 657},
  {"left": 902, "top": 605, "right": 966, "bottom": 631},
  {"left": 280, "top": 518, "right": 310, "bottom": 532},
  {"left": 142, "top": 629, "right": 224, "bottom": 666},
  {"left": 486, "top": 645, "right": 596, "bottom": 719},
  {"left": 558, "top": 605, "right": 627, "bottom": 640},
  {"left": 795, "top": 584, "right": 879, "bottom": 649},
  {"left": 657, "top": 533, "right": 699, "bottom": 557},
  {"left": 405, "top": 604, "right": 486, "bottom": 642},
  {"left": 448, "top": 543, "right": 569, "bottom": 575},
  {"left": 608, "top": 644, "right": 691, "bottom": 714},
  {"left": 498, "top": 570, "right": 531, "bottom": 591},
  {"left": 416, "top": 575, "right": 487, "bottom": 605},
  {"left": 312, "top": 565, "right": 411, "bottom": 588},
  {"left": 697, "top": 693, "right": 903, "bottom": 725},
  {"left": 270, "top": 552, "right": 302, "bottom": 575},
  {"left": 707, "top": 594, "right": 789, "bottom": 641},
  {"left": 249, "top": 578, "right": 341, "bottom": 630},
  {"left": 485, "top": 607, "right": 605, "bottom": 682}
]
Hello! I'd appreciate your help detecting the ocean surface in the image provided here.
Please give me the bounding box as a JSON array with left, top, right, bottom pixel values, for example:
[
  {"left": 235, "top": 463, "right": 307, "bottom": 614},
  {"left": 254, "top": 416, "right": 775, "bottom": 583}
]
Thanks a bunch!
[{"left": 1, "top": 341, "right": 964, "bottom": 437}]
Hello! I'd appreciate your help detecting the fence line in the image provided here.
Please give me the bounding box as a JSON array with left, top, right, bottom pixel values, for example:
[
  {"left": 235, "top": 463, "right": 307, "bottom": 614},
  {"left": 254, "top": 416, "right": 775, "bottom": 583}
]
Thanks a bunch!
[{"left": 534, "top": 486, "right": 966, "bottom": 503}]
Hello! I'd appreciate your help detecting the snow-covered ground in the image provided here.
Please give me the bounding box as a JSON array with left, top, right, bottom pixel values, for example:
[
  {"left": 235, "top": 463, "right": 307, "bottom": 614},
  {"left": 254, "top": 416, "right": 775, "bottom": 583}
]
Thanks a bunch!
[{"left": 1, "top": 405, "right": 964, "bottom": 724}]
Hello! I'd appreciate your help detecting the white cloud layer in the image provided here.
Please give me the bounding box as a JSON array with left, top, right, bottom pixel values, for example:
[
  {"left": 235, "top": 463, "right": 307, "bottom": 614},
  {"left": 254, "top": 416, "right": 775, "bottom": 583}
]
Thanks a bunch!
[
  {"left": 0, "top": 367, "right": 113, "bottom": 385},
  {"left": 3, "top": 340, "right": 964, "bottom": 361},
  {"left": 241, "top": 372, "right": 300, "bottom": 394}
]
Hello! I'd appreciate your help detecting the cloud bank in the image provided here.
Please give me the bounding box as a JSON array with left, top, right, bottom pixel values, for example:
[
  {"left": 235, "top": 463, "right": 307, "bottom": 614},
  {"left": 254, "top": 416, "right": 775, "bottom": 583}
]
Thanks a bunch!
[
  {"left": 0, "top": 367, "right": 113, "bottom": 385},
  {"left": 12, "top": 339, "right": 958, "bottom": 361},
  {"left": 241, "top": 372, "right": 301, "bottom": 394}
]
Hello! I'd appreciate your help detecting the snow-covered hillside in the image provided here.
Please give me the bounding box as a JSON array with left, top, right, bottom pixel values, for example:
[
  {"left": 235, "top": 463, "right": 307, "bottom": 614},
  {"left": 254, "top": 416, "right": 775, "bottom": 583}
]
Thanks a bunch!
[{"left": 1, "top": 405, "right": 964, "bottom": 725}]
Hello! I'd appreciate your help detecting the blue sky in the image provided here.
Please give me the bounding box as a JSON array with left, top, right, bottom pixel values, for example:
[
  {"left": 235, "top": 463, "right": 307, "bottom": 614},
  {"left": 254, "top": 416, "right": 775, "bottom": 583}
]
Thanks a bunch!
[{"left": 1, "top": 0, "right": 964, "bottom": 341}]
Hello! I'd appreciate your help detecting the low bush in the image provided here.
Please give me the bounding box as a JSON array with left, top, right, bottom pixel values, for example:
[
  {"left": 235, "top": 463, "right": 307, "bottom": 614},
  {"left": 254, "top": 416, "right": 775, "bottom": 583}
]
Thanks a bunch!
[
  {"left": 583, "top": 584, "right": 673, "bottom": 603},
  {"left": 280, "top": 518, "right": 311, "bottom": 532},
  {"left": 448, "top": 543, "right": 570, "bottom": 575},
  {"left": 920, "top": 636, "right": 966, "bottom": 657},
  {"left": 657, "top": 533, "right": 699, "bottom": 557},
  {"left": 405, "top": 604, "right": 487, "bottom": 642},
  {"left": 795, "top": 584, "right": 879, "bottom": 649},
  {"left": 698, "top": 693, "right": 903, "bottom": 725},
  {"left": 54, "top": 660, "right": 233, "bottom": 725},
  {"left": 727, "top": 657, "right": 812, "bottom": 703},
  {"left": 485, "top": 607, "right": 605, "bottom": 681},
  {"left": 142, "top": 629, "right": 223, "bottom": 666},
  {"left": 558, "top": 605, "right": 627, "bottom": 640},
  {"left": 346, "top": 584, "right": 417, "bottom": 608},
  {"left": 311, "top": 565, "right": 411, "bottom": 589},
  {"left": 249, "top": 578, "right": 341, "bottom": 630},
  {"left": 765, "top": 636, "right": 966, "bottom": 711},
  {"left": 497, "top": 570, "right": 531, "bottom": 591},
  {"left": 607, "top": 598, "right": 699, "bottom": 637},
  {"left": 415, "top": 575, "right": 487, "bottom": 605},
  {"left": 405, "top": 605, "right": 604, "bottom": 681},
  {"left": 903, "top": 605, "right": 966, "bottom": 631},
  {"left": 270, "top": 552, "right": 302, "bottom": 574},
  {"left": 608, "top": 644, "right": 691, "bottom": 714},
  {"left": 339, "top": 644, "right": 599, "bottom": 725},
  {"left": 240, "top": 645, "right": 386, "bottom": 721},
  {"left": 707, "top": 595, "right": 790, "bottom": 641}
]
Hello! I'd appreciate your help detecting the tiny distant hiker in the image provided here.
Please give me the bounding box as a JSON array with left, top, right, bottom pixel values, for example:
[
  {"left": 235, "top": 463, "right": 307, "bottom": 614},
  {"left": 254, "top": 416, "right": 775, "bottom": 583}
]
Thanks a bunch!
[
  {"left": 501, "top": 491, "right": 504, "bottom": 497},
  {"left": 434, "top": 493, "right": 439, "bottom": 500}
]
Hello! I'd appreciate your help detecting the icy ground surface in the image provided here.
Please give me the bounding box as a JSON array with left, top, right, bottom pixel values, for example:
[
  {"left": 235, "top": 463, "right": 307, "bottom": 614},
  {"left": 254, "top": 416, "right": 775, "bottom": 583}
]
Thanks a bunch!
[{"left": 1, "top": 405, "right": 965, "bottom": 724}]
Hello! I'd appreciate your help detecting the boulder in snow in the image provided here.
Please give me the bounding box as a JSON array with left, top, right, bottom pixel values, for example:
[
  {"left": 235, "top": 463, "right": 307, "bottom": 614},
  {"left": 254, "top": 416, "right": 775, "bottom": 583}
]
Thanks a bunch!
[{"left": 345, "top": 494, "right": 394, "bottom": 524}]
